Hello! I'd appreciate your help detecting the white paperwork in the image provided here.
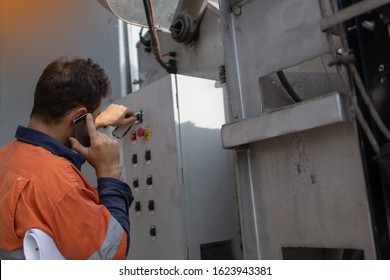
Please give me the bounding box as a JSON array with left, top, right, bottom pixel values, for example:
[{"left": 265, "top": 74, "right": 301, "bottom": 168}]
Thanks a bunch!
[{"left": 23, "top": 228, "right": 65, "bottom": 260}]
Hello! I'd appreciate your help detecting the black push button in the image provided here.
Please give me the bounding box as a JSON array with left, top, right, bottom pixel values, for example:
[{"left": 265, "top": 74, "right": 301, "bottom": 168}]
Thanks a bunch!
[
  {"left": 135, "top": 201, "right": 141, "bottom": 212},
  {"left": 148, "top": 200, "right": 155, "bottom": 211},
  {"left": 145, "top": 150, "right": 151, "bottom": 161},
  {"left": 146, "top": 175, "right": 153, "bottom": 186},
  {"left": 133, "top": 178, "right": 139, "bottom": 188},
  {"left": 135, "top": 110, "right": 143, "bottom": 123},
  {"left": 132, "top": 154, "right": 138, "bottom": 165},
  {"left": 149, "top": 226, "right": 156, "bottom": 237}
]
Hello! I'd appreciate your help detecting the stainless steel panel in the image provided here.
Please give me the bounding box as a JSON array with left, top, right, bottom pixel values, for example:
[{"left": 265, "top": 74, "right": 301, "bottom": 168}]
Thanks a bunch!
[
  {"left": 137, "top": 5, "right": 223, "bottom": 87},
  {"left": 219, "top": 0, "right": 377, "bottom": 259},
  {"left": 219, "top": 0, "right": 330, "bottom": 120},
  {"left": 248, "top": 123, "right": 376, "bottom": 259},
  {"left": 231, "top": 0, "right": 329, "bottom": 78}
]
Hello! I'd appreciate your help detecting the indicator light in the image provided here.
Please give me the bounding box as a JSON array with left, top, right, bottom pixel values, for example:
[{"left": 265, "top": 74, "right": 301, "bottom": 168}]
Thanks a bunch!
[{"left": 131, "top": 131, "right": 137, "bottom": 142}]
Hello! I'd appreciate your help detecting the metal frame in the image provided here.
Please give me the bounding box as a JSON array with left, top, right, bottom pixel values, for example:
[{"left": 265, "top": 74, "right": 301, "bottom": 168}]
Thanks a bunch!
[{"left": 320, "top": 0, "right": 390, "bottom": 31}]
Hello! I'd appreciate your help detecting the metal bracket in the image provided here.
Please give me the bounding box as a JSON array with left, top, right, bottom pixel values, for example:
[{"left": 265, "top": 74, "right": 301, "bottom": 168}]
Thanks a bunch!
[{"left": 221, "top": 92, "right": 352, "bottom": 149}]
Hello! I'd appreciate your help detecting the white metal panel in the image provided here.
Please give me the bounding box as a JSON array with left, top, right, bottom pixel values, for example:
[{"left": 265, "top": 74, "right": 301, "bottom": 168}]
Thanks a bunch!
[{"left": 109, "top": 75, "right": 241, "bottom": 259}]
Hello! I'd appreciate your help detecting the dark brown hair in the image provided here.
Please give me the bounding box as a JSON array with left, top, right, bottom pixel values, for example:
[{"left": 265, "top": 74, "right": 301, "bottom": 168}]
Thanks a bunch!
[{"left": 31, "top": 56, "right": 111, "bottom": 123}]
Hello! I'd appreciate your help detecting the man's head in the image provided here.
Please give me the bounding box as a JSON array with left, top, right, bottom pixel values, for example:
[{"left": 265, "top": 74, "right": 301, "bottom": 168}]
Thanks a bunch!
[{"left": 31, "top": 56, "right": 111, "bottom": 124}]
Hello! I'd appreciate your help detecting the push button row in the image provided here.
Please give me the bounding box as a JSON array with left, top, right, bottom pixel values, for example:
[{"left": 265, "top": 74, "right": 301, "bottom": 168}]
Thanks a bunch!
[
  {"left": 131, "top": 150, "right": 152, "bottom": 166},
  {"left": 134, "top": 200, "right": 156, "bottom": 215},
  {"left": 132, "top": 175, "right": 153, "bottom": 190}
]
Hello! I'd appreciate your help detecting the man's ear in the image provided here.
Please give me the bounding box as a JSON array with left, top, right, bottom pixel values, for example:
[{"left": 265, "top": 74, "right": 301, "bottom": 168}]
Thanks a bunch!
[{"left": 71, "top": 107, "right": 88, "bottom": 122}]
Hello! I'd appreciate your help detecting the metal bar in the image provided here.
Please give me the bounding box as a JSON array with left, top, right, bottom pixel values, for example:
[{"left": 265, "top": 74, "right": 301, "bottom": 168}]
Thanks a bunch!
[
  {"left": 118, "top": 20, "right": 131, "bottom": 96},
  {"left": 320, "top": 0, "right": 390, "bottom": 31},
  {"left": 221, "top": 92, "right": 352, "bottom": 149}
]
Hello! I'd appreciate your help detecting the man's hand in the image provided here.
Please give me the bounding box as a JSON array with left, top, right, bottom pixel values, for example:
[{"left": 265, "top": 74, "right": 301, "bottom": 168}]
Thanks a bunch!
[
  {"left": 69, "top": 113, "right": 121, "bottom": 179},
  {"left": 95, "top": 104, "right": 137, "bottom": 129}
]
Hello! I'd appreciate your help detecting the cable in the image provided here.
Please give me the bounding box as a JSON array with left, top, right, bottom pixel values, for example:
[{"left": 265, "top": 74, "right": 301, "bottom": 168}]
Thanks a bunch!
[
  {"left": 318, "top": 0, "right": 384, "bottom": 154},
  {"left": 142, "top": 0, "right": 177, "bottom": 73},
  {"left": 349, "top": 64, "right": 390, "bottom": 143}
]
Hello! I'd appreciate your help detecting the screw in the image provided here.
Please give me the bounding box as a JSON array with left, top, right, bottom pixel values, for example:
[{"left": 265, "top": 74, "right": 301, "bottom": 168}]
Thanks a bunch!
[
  {"left": 362, "top": 21, "right": 375, "bottom": 31},
  {"left": 233, "top": 6, "right": 241, "bottom": 17}
]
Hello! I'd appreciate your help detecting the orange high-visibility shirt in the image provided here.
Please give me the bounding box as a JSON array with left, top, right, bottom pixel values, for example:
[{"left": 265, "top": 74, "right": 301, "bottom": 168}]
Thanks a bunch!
[{"left": 0, "top": 128, "right": 132, "bottom": 259}]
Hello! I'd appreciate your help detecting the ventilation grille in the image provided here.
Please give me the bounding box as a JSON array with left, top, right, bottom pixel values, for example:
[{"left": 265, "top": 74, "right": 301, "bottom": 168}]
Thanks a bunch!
[
  {"left": 200, "top": 240, "right": 234, "bottom": 260},
  {"left": 260, "top": 53, "right": 344, "bottom": 112},
  {"left": 282, "top": 247, "right": 364, "bottom": 260}
]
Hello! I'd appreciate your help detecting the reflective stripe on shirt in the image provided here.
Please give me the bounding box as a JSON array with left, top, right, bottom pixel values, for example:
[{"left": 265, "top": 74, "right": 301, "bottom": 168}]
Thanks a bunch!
[
  {"left": 0, "top": 248, "right": 24, "bottom": 260},
  {"left": 88, "top": 216, "right": 124, "bottom": 260}
]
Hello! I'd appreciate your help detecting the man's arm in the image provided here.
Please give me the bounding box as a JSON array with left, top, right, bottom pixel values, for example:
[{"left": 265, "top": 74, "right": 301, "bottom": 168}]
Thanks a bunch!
[
  {"left": 95, "top": 104, "right": 136, "bottom": 129},
  {"left": 69, "top": 113, "right": 134, "bottom": 255},
  {"left": 97, "top": 178, "right": 133, "bottom": 254}
]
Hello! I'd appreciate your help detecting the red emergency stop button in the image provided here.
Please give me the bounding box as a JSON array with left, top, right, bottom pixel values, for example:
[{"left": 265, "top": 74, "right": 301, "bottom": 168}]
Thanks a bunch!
[
  {"left": 137, "top": 126, "right": 151, "bottom": 140},
  {"left": 137, "top": 127, "right": 145, "bottom": 137}
]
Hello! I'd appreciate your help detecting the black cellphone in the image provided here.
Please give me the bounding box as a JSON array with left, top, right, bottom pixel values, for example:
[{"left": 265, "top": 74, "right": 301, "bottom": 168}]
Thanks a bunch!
[
  {"left": 73, "top": 114, "right": 91, "bottom": 147},
  {"left": 112, "top": 123, "right": 133, "bottom": 139}
]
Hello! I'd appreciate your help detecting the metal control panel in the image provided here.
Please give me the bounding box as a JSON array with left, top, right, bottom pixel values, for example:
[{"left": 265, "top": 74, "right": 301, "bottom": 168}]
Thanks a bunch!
[{"left": 108, "top": 74, "right": 241, "bottom": 259}]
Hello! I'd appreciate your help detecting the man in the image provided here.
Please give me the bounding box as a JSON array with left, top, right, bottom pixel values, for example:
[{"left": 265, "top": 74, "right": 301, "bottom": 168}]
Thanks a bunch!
[{"left": 0, "top": 56, "right": 135, "bottom": 259}]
